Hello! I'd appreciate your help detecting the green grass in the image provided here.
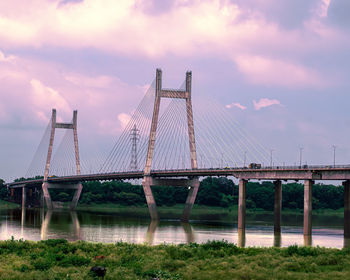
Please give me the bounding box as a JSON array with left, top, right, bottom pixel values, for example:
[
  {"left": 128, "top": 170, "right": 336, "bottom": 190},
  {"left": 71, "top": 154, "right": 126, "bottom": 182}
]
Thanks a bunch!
[{"left": 0, "top": 239, "right": 349, "bottom": 279}]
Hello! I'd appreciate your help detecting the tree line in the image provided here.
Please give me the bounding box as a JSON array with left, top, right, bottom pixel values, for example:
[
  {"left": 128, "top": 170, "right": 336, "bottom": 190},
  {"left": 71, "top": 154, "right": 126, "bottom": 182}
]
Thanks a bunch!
[{"left": 1, "top": 177, "right": 344, "bottom": 210}]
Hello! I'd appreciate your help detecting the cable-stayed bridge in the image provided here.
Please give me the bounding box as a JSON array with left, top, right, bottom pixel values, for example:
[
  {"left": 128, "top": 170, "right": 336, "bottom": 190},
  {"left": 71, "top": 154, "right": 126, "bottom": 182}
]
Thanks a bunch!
[{"left": 6, "top": 69, "right": 350, "bottom": 239}]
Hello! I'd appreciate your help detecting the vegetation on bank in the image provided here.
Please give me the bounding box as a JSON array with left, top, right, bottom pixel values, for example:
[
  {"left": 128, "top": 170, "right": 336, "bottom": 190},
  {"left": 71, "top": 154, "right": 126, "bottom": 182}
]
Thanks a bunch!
[
  {"left": 0, "top": 200, "right": 18, "bottom": 209},
  {"left": 67, "top": 177, "right": 344, "bottom": 211},
  {"left": 1, "top": 177, "right": 345, "bottom": 211},
  {"left": 0, "top": 239, "right": 349, "bottom": 280}
]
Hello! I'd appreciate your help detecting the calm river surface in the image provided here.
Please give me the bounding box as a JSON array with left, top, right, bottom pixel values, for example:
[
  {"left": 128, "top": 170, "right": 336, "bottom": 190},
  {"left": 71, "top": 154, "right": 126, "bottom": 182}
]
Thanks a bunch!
[{"left": 0, "top": 208, "right": 347, "bottom": 248}]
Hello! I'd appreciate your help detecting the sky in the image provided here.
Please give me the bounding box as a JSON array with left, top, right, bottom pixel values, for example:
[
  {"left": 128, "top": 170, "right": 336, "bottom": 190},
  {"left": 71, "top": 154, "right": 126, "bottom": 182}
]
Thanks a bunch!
[{"left": 0, "top": 0, "right": 350, "bottom": 182}]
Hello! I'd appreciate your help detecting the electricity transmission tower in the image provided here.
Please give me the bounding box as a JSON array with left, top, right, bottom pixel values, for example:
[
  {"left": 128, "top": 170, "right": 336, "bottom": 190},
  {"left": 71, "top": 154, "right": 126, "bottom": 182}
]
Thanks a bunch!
[{"left": 130, "top": 124, "right": 140, "bottom": 170}]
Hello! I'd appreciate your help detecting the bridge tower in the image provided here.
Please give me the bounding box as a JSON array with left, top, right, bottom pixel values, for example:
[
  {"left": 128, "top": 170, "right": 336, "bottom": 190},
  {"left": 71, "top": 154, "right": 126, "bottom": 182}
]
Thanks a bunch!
[
  {"left": 41, "top": 109, "right": 83, "bottom": 210},
  {"left": 142, "top": 69, "right": 200, "bottom": 221}
]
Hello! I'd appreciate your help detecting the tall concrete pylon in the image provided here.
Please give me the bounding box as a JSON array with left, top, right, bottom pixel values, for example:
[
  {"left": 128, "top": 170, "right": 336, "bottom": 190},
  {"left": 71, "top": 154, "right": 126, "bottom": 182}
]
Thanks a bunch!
[
  {"left": 42, "top": 109, "right": 83, "bottom": 210},
  {"left": 142, "top": 69, "right": 199, "bottom": 221}
]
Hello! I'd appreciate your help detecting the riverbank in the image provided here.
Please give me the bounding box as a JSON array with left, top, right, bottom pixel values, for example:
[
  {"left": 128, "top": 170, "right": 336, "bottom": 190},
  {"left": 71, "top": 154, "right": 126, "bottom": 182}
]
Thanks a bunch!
[
  {"left": 2, "top": 200, "right": 343, "bottom": 218},
  {"left": 0, "top": 200, "right": 19, "bottom": 209},
  {"left": 0, "top": 239, "right": 349, "bottom": 279},
  {"left": 76, "top": 203, "right": 344, "bottom": 217}
]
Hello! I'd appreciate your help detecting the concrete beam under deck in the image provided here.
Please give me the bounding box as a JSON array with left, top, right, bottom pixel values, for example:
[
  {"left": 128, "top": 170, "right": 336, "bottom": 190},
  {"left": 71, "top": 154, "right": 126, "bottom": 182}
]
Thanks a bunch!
[
  {"left": 151, "top": 178, "right": 199, "bottom": 187},
  {"left": 233, "top": 170, "right": 322, "bottom": 180},
  {"left": 316, "top": 170, "right": 350, "bottom": 180},
  {"left": 46, "top": 183, "right": 82, "bottom": 189}
]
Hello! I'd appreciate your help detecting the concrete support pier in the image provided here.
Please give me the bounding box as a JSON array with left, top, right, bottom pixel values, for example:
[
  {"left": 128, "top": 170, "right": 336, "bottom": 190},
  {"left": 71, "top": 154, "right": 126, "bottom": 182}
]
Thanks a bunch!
[
  {"left": 304, "top": 234, "right": 312, "bottom": 246},
  {"left": 181, "top": 179, "right": 200, "bottom": 222},
  {"left": 343, "top": 180, "right": 350, "bottom": 238},
  {"left": 238, "top": 229, "right": 246, "bottom": 247},
  {"left": 70, "top": 183, "right": 83, "bottom": 210},
  {"left": 303, "top": 180, "right": 313, "bottom": 236},
  {"left": 21, "top": 186, "right": 26, "bottom": 209},
  {"left": 274, "top": 180, "right": 282, "bottom": 233},
  {"left": 238, "top": 179, "right": 247, "bottom": 230},
  {"left": 142, "top": 177, "right": 159, "bottom": 220},
  {"left": 42, "top": 182, "right": 53, "bottom": 209},
  {"left": 273, "top": 232, "right": 281, "bottom": 247}
]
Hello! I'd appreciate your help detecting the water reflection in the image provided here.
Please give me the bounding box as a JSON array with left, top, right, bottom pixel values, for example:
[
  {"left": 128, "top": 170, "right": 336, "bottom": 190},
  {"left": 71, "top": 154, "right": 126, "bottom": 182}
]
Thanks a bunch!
[
  {"left": 146, "top": 220, "right": 195, "bottom": 245},
  {"left": 40, "top": 210, "right": 51, "bottom": 240},
  {"left": 40, "top": 210, "right": 81, "bottom": 241},
  {"left": 145, "top": 220, "right": 158, "bottom": 244},
  {"left": 182, "top": 222, "right": 195, "bottom": 243},
  {"left": 0, "top": 208, "right": 346, "bottom": 248}
]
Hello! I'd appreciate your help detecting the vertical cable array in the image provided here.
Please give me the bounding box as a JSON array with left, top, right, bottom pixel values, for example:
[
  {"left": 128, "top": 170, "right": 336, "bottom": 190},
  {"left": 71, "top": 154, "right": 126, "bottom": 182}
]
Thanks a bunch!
[
  {"left": 193, "top": 97, "right": 275, "bottom": 168},
  {"left": 25, "top": 120, "right": 52, "bottom": 178},
  {"left": 99, "top": 80, "right": 156, "bottom": 172}
]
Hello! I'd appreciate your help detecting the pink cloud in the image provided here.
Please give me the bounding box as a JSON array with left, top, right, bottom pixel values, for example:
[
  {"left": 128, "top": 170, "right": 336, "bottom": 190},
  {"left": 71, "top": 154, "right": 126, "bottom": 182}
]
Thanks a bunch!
[
  {"left": 253, "top": 98, "right": 281, "bottom": 110},
  {"left": 225, "top": 102, "right": 247, "bottom": 110},
  {"left": 316, "top": 0, "right": 332, "bottom": 18},
  {"left": 0, "top": 1, "right": 343, "bottom": 89},
  {"left": 234, "top": 55, "right": 328, "bottom": 88},
  {"left": 0, "top": 49, "right": 146, "bottom": 135},
  {"left": 0, "top": 0, "right": 340, "bottom": 58}
]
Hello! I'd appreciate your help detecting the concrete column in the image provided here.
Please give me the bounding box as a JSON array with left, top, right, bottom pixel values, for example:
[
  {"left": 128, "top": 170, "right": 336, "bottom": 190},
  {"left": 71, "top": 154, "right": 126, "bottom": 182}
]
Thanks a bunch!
[
  {"left": 44, "top": 109, "right": 56, "bottom": 181},
  {"left": 70, "top": 183, "right": 83, "bottom": 210},
  {"left": 181, "top": 179, "right": 200, "bottom": 222},
  {"left": 142, "top": 177, "right": 159, "bottom": 220},
  {"left": 273, "top": 232, "right": 281, "bottom": 247},
  {"left": 304, "top": 234, "right": 312, "bottom": 246},
  {"left": 144, "top": 69, "right": 162, "bottom": 175},
  {"left": 274, "top": 180, "right": 282, "bottom": 233},
  {"left": 185, "top": 71, "right": 198, "bottom": 170},
  {"left": 238, "top": 228, "right": 246, "bottom": 247},
  {"left": 42, "top": 182, "right": 53, "bottom": 209},
  {"left": 72, "top": 110, "right": 81, "bottom": 175},
  {"left": 238, "top": 179, "right": 247, "bottom": 230},
  {"left": 343, "top": 180, "right": 350, "bottom": 238},
  {"left": 21, "top": 186, "right": 26, "bottom": 209},
  {"left": 303, "top": 180, "right": 313, "bottom": 236}
]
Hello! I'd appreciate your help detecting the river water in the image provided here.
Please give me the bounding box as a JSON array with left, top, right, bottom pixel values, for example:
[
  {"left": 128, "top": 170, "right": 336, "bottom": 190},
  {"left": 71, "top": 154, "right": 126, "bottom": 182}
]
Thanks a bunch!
[{"left": 0, "top": 208, "right": 347, "bottom": 248}]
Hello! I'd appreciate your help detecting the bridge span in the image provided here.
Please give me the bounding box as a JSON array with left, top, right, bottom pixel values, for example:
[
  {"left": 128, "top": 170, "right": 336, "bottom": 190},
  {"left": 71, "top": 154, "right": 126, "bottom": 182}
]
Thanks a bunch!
[
  {"left": 7, "top": 165, "right": 350, "bottom": 241},
  {"left": 5, "top": 69, "right": 350, "bottom": 243},
  {"left": 7, "top": 165, "right": 350, "bottom": 187}
]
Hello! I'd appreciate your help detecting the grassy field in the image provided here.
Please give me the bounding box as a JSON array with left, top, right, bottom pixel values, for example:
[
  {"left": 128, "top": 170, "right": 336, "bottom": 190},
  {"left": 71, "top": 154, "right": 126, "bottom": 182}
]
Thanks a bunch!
[{"left": 0, "top": 239, "right": 349, "bottom": 279}]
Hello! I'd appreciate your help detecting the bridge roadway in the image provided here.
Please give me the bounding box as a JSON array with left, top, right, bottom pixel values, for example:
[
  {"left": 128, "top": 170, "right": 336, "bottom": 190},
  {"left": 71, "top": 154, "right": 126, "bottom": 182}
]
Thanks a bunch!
[{"left": 7, "top": 164, "right": 350, "bottom": 187}]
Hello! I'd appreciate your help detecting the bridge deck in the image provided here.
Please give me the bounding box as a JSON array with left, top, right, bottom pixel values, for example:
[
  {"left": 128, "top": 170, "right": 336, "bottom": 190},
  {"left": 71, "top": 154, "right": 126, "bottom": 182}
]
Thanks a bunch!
[{"left": 7, "top": 165, "right": 350, "bottom": 187}]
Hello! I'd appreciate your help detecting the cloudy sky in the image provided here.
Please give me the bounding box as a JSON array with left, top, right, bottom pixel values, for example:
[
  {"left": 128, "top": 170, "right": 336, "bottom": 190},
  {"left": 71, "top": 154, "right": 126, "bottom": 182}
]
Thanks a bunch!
[{"left": 0, "top": 0, "right": 350, "bottom": 181}]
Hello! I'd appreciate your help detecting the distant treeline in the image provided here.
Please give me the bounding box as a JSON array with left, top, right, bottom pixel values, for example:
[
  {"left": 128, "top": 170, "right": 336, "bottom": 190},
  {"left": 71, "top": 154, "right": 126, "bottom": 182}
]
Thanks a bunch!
[
  {"left": 50, "top": 177, "right": 344, "bottom": 210},
  {"left": 1, "top": 177, "right": 344, "bottom": 210}
]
